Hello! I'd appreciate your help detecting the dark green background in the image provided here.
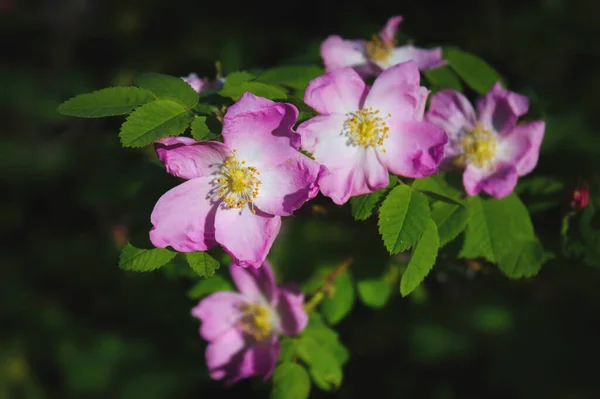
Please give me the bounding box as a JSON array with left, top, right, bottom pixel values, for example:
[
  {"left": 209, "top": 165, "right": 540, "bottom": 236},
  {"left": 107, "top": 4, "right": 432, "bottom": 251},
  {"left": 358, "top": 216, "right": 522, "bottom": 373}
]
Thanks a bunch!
[{"left": 2, "top": 0, "right": 600, "bottom": 397}]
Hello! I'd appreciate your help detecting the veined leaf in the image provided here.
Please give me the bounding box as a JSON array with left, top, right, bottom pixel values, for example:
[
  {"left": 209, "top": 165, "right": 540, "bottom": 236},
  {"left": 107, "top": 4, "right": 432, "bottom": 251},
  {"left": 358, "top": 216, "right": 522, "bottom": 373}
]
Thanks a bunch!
[
  {"left": 57, "top": 87, "right": 155, "bottom": 118},
  {"left": 400, "top": 218, "right": 439, "bottom": 296},
  {"left": 184, "top": 252, "right": 220, "bottom": 278},
  {"left": 271, "top": 363, "right": 311, "bottom": 399},
  {"left": 378, "top": 185, "right": 431, "bottom": 254},
  {"left": 445, "top": 48, "right": 505, "bottom": 94},
  {"left": 119, "top": 100, "right": 192, "bottom": 147},
  {"left": 135, "top": 73, "right": 198, "bottom": 108},
  {"left": 119, "top": 243, "right": 176, "bottom": 272}
]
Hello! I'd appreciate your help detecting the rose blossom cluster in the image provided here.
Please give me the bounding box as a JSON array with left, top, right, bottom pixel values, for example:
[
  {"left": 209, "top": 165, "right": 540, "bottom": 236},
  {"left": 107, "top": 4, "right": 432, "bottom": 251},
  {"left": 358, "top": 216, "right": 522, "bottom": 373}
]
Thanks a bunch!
[{"left": 147, "top": 15, "right": 545, "bottom": 384}]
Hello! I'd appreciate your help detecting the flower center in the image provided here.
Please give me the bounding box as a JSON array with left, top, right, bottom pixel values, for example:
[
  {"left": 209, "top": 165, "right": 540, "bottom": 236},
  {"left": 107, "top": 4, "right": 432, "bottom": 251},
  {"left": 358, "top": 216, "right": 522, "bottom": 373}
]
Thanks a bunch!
[
  {"left": 458, "top": 123, "right": 497, "bottom": 168},
  {"left": 343, "top": 106, "right": 390, "bottom": 151},
  {"left": 216, "top": 149, "right": 261, "bottom": 212},
  {"left": 364, "top": 34, "right": 394, "bottom": 62},
  {"left": 238, "top": 303, "right": 273, "bottom": 341}
]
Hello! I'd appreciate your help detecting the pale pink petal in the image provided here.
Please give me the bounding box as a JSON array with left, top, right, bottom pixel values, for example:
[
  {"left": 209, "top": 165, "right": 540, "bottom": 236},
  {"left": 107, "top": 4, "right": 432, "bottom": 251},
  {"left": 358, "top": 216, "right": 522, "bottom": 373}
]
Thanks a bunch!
[
  {"left": 229, "top": 261, "right": 276, "bottom": 303},
  {"left": 214, "top": 207, "right": 281, "bottom": 268},
  {"left": 319, "top": 147, "right": 389, "bottom": 205},
  {"left": 425, "top": 89, "right": 476, "bottom": 139},
  {"left": 205, "top": 328, "right": 246, "bottom": 377},
  {"left": 487, "top": 82, "right": 529, "bottom": 117},
  {"left": 304, "top": 67, "right": 369, "bottom": 115},
  {"left": 463, "top": 162, "right": 518, "bottom": 198},
  {"left": 498, "top": 121, "right": 545, "bottom": 176},
  {"left": 297, "top": 113, "right": 348, "bottom": 157},
  {"left": 425, "top": 89, "right": 477, "bottom": 160},
  {"left": 225, "top": 337, "right": 279, "bottom": 385},
  {"left": 378, "top": 120, "right": 448, "bottom": 178},
  {"left": 476, "top": 82, "right": 529, "bottom": 135},
  {"left": 320, "top": 35, "right": 369, "bottom": 72},
  {"left": 192, "top": 291, "right": 247, "bottom": 341},
  {"left": 276, "top": 284, "right": 308, "bottom": 336},
  {"left": 379, "top": 16, "right": 403, "bottom": 46},
  {"left": 182, "top": 73, "right": 207, "bottom": 93},
  {"left": 254, "top": 153, "right": 326, "bottom": 216},
  {"left": 222, "top": 92, "right": 300, "bottom": 169},
  {"left": 385, "top": 45, "right": 447, "bottom": 71},
  {"left": 365, "top": 61, "right": 421, "bottom": 121},
  {"left": 154, "top": 138, "right": 230, "bottom": 180},
  {"left": 414, "top": 86, "right": 430, "bottom": 121},
  {"left": 149, "top": 177, "right": 218, "bottom": 252}
]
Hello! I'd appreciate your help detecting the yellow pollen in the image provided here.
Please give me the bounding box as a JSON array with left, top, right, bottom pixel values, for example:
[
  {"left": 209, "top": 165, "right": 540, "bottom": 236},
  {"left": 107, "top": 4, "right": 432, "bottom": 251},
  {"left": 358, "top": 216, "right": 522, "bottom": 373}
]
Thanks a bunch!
[
  {"left": 364, "top": 34, "right": 394, "bottom": 62},
  {"left": 344, "top": 106, "right": 390, "bottom": 151},
  {"left": 458, "top": 123, "right": 498, "bottom": 169},
  {"left": 216, "top": 149, "right": 261, "bottom": 212},
  {"left": 238, "top": 303, "right": 272, "bottom": 341}
]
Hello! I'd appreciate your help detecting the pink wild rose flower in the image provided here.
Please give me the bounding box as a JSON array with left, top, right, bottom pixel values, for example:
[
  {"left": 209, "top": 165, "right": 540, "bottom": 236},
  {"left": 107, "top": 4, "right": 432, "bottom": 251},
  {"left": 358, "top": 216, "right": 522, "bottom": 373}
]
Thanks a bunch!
[
  {"left": 425, "top": 82, "right": 545, "bottom": 198},
  {"left": 149, "top": 93, "right": 325, "bottom": 267},
  {"left": 181, "top": 72, "right": 225, "bottom": 93},
  {"left": 297, "top": 61, "right": 448, "bottom": 204},
  {"left": 321, "top": 16, "right": 446, "bottom": 77},
  {"left": 192, "top": 261, "right": 307, "bottom": 385}
]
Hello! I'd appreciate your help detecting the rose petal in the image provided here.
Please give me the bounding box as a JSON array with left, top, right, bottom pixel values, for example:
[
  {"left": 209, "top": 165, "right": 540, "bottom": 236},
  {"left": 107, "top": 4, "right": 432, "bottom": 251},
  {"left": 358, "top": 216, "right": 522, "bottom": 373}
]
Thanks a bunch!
[
  {"left": 304, "top": 67, "right": 369, "bottom": 115},
  {"left": 320, "top": 35, "right": 369, "bottom": 73},
  {"left": 254, "top": 153, "right": 325, "bottom": 216},
  {"left": 384, "top": 45, "right": 447, "bottom": 71},
  {"left": 214, "top": 207, "right": 281, "bottom": 268},
  {"left": 229, "top": 261, "right": 276, "bottom": 303},
  {"left": 276, "top": 283, "right": 308, "bottom": 336},
  {"left": 379, "top": 16, "right": 403, "bottom": 46},
  {"left": 498, "top": 121, "right": 545, "bottom": 176},
  {"left": 205, "top": 328, "right": 246, "bottom": 377},
  {"left": 154, "top": 138, "right": 230, "bottom": 180},
  {"left": 476, "top": 82, "right": 529, "bottom": 135},
  {"left": 149, "top": 177, "right": 218, "bottom": 252},
  {"left": 222, "top": 92, "right": 300, "bottom": 169},
  {"left": 319, "top": 147, "right": 389, "bottom": 205},
  {"left": 364, "top": 61, "right": 421, "bottom": 121},
  {"left": 192, "top": 291, "right": 247, "bottom": 341},
  {"left": 378, "top": 120, "right": 448, "bottom": 178},
  {"left": 463, "top": 162, "right": 518, "bottom": 198},
  {"left": 224, "top": 337, "right": 279, "bottom": 385}
]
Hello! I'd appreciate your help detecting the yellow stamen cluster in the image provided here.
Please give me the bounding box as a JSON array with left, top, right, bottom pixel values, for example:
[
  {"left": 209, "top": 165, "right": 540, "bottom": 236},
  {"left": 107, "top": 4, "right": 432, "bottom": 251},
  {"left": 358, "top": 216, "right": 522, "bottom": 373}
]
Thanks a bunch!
[
  {"left": 216, "top": 149, "right": 261, "bottom": 212},
  {"left": 457, "top": 123, "right": 498, "bottom": 169},
  {"left": 238, "top": 303, "right": 272, "bottom": 341},
  {"left": 364, "top": 34, "right": 394, "bottom": 62},
  {"left": 344, "top": 106, "right": 391, "bottom": 151}
]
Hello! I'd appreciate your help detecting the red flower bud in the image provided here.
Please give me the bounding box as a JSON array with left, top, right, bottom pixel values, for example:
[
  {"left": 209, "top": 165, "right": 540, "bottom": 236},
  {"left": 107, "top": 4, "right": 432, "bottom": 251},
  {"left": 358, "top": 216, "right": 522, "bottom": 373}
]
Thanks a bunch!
[{"left": 570, "top": 187, "right": 589, "bottom": 210}]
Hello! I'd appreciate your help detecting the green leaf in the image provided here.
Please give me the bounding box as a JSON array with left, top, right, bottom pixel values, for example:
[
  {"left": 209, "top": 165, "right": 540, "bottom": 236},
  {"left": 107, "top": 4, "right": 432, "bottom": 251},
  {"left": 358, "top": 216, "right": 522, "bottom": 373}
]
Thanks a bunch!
[
  {"left": 497, "top": 239, "right": 545, "bottom": 278},
  {"left": 444, "top": 48, "right": 505, "bottom": 94},
  {"left": 302, "top": 315, "right": 349, "bottom": 365},
  {"left": 412, "top": 174, "right": 464, "bottom": 205},
  {"left": 278, "top": 338, "right": 298, "bottom": 364},
  {"left": 119, "top": 100, "right": 193, "bottom": 147},
  {"left": 378, "top": 185, "right": 431, "bottom": 254},
  {"left": 357, "top": 278, "right": 391, "bottom": 308},
  {"left": 459, "top": 194, "right": 536, "bottom": 263},
  {"left": 183, "top": 252, "right": 220, "bottom": 278},
  {"left": 119, "top": 243, "right": 176, "bottom": 272},
  {"left": 190, "top": 116, "right": 218, "bottom": 141},
  {"left": 57, "top": 87, "right": 156, "bottom": 118},
  {"left": 423, "top": 66, "right": 463, "bottom": 92},
  {"left": 134, "top": 73, "right": 198, "bottom": 108},
  {"left": 400, "top": 219, "right": 439, "bottom": 296},
  {"left": 297, "top": 337, "right": 343, "bottom": 391},
  {"left": 431, "top": 201, "right": 469, "bottom": 247},
  {"left": 257, "top": 65, "right": 325, "bottom": 90},
  {"left": 351, "top": 175, "right": 398, "bottom": 221},
  {"left": 271, "top": 363, "right": 311, "bottom": 399},
  {"left": 321, "top": 270, "right": 355, "bottom": 325},
  {"left": 186, "top": 275, "right": 233, "bottom": 299},
  {"left": 220, "top": 70, "right": 288, "bottom": 100}
]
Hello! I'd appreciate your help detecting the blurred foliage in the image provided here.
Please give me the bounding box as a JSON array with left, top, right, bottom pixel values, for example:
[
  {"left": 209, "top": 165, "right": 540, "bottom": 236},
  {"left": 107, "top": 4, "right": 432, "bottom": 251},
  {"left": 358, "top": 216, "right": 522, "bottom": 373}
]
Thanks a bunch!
[{"left": 2, "top": 0, "right": 600, "bottom": 398}]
